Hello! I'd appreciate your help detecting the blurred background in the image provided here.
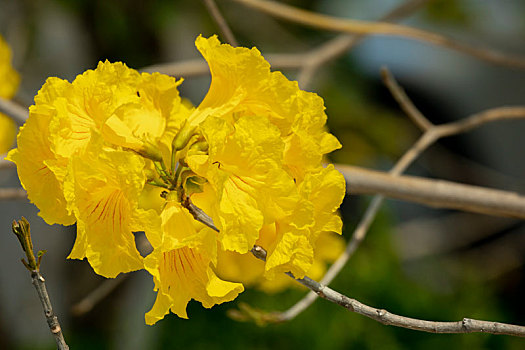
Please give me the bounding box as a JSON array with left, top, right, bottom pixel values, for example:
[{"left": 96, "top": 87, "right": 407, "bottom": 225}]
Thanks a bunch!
[{"left": 1, "top": 0, "right": 525, "bottom": 348}]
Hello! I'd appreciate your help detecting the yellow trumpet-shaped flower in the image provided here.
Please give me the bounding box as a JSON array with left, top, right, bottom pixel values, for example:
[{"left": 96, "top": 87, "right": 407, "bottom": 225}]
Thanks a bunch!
[
  {"left": 8, "top": 35, "right": 346, "bottom": 323},
  {"left": 190, "top": 35, "right": 341, "bottom": 181},
  {"left": 0, "top": 34, "right": 20, "bottom": 154},
  {"left": 144, "top": 199, "right": 244, "bottom": 323}
]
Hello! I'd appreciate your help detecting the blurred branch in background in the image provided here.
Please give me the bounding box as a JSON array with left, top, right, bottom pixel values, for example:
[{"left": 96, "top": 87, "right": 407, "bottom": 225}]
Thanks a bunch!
[
  {"left": 0, "top": 187, "right": 26, "bottom": 200},
  {"left": 0, "top": 156, "right": 15, "bottom": 169},
  {"left": 231, "top": 0, "right": 525, "bottom": 69},
  {"left": 296, "top": 0, "right": 431, "bottom": 88},
  {"left": 203, "top": 0, "right": 239, "bottom": 47},
  {"left": 0, "top": 96, "right": 28, "bottom": 126},
  {"left": 143, "top": 0, "right": 431, "bottom": 85}
]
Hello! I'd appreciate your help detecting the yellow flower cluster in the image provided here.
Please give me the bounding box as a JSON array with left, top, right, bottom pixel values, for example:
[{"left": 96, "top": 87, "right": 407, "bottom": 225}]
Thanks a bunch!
[
  {"left": 0, "top": 35, "right": 20, "bottom": 154},
  {"left": 7, "top": 35, "right": 345, "bottom": 324}
]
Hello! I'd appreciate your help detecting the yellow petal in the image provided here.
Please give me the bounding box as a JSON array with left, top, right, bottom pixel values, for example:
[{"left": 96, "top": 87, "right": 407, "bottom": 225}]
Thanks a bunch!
[
  {"left": 193, "top": 115, "right": 300, "bottom": 252},
  {"left": 65, "top": 140, "right": 146, "bottom": 277},
  {"left": 144, "top": 244, "right": 243, "bottom": 323},
  {"left": 6, "top": 78, "right": 74, "bottom": 225}
]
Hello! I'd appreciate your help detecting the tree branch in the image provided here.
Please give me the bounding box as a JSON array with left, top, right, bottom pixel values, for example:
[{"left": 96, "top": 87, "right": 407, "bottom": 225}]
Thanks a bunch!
[
  {"left": 0, "top": 97, "right": 28, "bottom": 125},
  {"left": 232, "top": 0, "right": 525, "bottom": 69},
  {"left": 297, "top": 0, "right": 431, "bottom": 88},
  {"left": 249, "top": 245, "right": 525, "bottom": 337},
  {"left": 11, "top": 218, "right": 69, "bottom": 350},
  {"left": 203, "top": 0, "right": 239, "bottom": 47},
  {"left": 337, "top": 164, "right": 525, "bottom": 219},
  {"left": 0, "top": 187, "right": 27, "bottom": 200}
]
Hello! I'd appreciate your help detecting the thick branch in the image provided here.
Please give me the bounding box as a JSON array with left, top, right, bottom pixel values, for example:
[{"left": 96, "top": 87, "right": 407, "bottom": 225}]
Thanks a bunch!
[
  {"left": 337, "top": 164, "right": 525, "bottom": 219},
  {"left": 232, "top": 0, "right": 525, "bottom": 69}
]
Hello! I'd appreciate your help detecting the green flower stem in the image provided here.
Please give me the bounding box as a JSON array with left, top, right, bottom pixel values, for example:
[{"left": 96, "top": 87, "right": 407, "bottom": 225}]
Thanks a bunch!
[
  {"left": 146, "top": 180, "right": 169, "bottom": 189},
  {"left": 11, "top": 218, "right": 69, "bottom": 350},
  {"left": 170, "top": 149, "right": 178, "bottom": 177},
  {"left": 153, "top": 161, "right": 173, "bottom": 186}
]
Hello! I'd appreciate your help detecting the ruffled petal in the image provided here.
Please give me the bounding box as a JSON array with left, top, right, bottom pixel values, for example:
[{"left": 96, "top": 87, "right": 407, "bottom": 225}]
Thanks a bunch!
[
  {"left": 144, "top": 243, "right": 243, "bottom": 324},
  {"left": 65, "top": 140, "right": 146, "bottom": 277},
  {"left": 6, "top": 78, "right": 75, "bottom": 225}
]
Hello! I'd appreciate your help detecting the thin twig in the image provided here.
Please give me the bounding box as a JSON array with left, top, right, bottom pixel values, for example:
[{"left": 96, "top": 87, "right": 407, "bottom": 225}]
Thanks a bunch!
[
  {"left": 381, "top": 67, "right": 432, "bottom": 131},
  {"left": 70, "top": 234, "right": 153, "bottom": 316},
  {"left": 203, "top": 0, "right": 239, "bottom": 47},
  {"left": 71, "top": 275, "right": 126, "bottom": 316},
  {"left": 297, "top": 0, "right": 431, "bottom": 88},
  {"left": 249, "top": 245, "right": 525, "bottom": 337},
  {"left": 232, "top": 0, "right": 525, "bottom": 69},
  {"left": 11, "top": 218, "right": 69, "bottom": 350},
  {"left": 0, "top": 187, "right": 27, "bottom": 200},
  {"left": 0, "top": 96, "right": 28, "bottom": 125},
  {"left": 336, "top": 164, "right": 525, "bottom": 219}
]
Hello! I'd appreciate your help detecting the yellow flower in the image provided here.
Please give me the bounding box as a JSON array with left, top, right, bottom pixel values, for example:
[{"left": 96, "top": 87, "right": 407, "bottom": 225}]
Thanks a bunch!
[
  {"left": 7, "top": 61, "right": 186, "bottom": 275},
  {"left": 188, "top": 115, "right": 298, "bottom": 253},
  {"left": 144, "top": 201, "right": 243, "bottom": 323},
  {"left": 0, "top": 34, "right": 20, "bottom": 154},
  {"left": 8, "top": 35, "right": 346, "bottom": 323},
  {"left": 190, "top": 35, "right": 341, "bottom": 181},
  {"left": 188, "top": 36, "right": 345, "bottom": 279}
]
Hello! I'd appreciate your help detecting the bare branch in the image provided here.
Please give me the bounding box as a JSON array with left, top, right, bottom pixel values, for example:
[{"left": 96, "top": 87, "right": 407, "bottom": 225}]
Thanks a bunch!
[
  {"left": 337, "top": 164, "right": 525, "bottom": 219},
  {"left": 0, "top": 187, "right": 27, "bottom": 200},
  {"left": 435, "top": 107, "right": 525, "bottom": 138},
  {"left": 232, "top": 0, "right": 525, "bottom": 69},
  {"left": 0, "top": 96, "right": 28, "bottom": 125},
  {"left": 141, "top": 54, "right": 310, "bottom": 77},
  {"left": 11, "top": 218, "right": 69, "bottom": 350},
  {"left": 381, "top": 66, "right": 433, "bottom": 131},
  {"left": 71, "top": 275, "right": 126, "bottom": 316},
  {"left": 203, "top": 0, "right": 239, "bottom": 47},
  {"left": 297, "top": 0, "right": 431, "bottom": 88},
  {"left": 249, "top": 245, "right": 525, "bottom": 336}
]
